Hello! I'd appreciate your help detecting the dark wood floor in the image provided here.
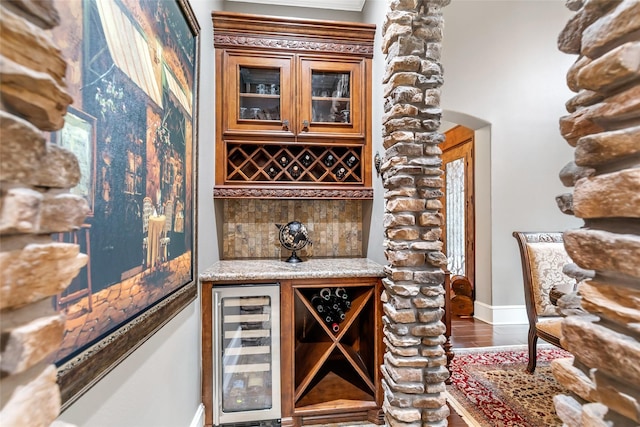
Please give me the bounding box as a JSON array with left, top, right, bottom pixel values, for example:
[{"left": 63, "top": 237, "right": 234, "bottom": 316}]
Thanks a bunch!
[
  {"left": 447, "top": 316, "right": 529, "bottom": 426},
  {"left": 450, "top": 316, "right": 528, "bottom": 348}
]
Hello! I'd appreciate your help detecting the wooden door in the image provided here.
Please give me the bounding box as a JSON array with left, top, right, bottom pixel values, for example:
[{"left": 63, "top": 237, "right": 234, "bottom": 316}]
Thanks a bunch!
[
  {"left": 441, "top": 125, "right": 475, "bottom": 316},
  {"left": 222, "top": 52, "right": 294, "bottom": 136},
  {"left": 298, "top": 56, "right": 364, "bottom": 138}
]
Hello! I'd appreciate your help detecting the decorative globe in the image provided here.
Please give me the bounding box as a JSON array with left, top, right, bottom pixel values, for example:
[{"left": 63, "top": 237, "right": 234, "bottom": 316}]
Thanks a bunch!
[{"left": 276, "top": 221, "right": 310, "bottom": 263}]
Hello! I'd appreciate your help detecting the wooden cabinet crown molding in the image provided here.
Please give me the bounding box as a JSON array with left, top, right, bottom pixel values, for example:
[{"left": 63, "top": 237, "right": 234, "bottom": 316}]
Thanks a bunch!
[
  {"left": 212, "top": 11, "right": 375, "bottom": 57},
  {"left": 213, "top": 186, "right": 374, "bottom": 199}
]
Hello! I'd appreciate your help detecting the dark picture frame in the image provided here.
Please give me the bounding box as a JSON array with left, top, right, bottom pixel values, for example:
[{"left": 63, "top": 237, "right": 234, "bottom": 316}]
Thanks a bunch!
[{"left": 51, "top": 0, "right": 200, "bottom": 409}]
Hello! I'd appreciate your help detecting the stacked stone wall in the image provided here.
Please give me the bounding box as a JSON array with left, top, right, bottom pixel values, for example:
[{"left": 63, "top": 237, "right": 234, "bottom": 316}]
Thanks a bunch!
[
  {"left": 553, "top": 0, "right": 640, "bottom": 425},
  {"left": 380, "top": 1, "right": 450, "bottom": 426},
  {"left": 0, "top": 1, "right": 87, "bottom": 425}
]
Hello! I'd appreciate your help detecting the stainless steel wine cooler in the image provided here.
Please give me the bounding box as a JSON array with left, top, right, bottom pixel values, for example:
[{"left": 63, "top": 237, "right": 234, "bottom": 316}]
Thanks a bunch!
[{"left": 212, "top": 284, "right": 281, "bottom": 426}]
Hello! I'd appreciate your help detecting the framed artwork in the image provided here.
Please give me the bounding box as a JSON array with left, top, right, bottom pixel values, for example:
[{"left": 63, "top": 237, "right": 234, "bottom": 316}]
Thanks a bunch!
[{"left": 49, "top": 0, "right": 200, "bottom": 408}]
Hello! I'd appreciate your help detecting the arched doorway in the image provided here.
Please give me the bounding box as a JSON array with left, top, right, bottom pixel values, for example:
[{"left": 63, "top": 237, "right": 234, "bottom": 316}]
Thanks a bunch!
[
  {"left": 440, "top": 111, "right": 492, "bottom": 321},
  {"left": 441, "top": 124, "right": 475, "bottom": 317}
]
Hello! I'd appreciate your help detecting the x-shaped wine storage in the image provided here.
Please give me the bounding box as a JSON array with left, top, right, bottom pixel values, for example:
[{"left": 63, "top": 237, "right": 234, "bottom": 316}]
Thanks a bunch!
[
  {"left": 290, "top": 281, "right": 380, "bottom": 414},
  {"left": 225, "top": 143, "right": 363, "bottom": 184}
]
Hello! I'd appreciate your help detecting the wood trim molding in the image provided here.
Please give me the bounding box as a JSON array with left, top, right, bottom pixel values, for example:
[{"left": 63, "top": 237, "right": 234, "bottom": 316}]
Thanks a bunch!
[
  {"left": 58, "top": 281, "right": 197, "bottom": 409},
  {"left": 213, "top": 34, "right": 374, "bottom": 56},
  {"left": 212, "top": 11, "right": 375, "bottom": 58},
  {"left": 213, "top": 186, "right": 374, "bottom": 199}
]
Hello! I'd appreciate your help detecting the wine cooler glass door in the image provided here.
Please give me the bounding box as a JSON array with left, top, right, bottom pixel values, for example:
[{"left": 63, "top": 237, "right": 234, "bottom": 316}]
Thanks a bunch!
[{"left": 213, "top": 284, "right": 281, "bottom": 426}]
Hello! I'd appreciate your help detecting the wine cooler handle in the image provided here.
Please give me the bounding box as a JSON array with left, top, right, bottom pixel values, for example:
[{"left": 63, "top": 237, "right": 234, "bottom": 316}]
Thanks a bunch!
[
  {"left": 282, "top": 119, "right": 289, "bottom": 131},
  {"left": 212, "top": 291, "right": 222, "bottom": 425},
  {"left": 301, "top": 120, "right": 310, "bottom": 131}
]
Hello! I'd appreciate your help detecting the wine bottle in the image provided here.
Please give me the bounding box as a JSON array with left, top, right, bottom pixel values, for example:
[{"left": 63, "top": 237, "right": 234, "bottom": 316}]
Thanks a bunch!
[
  {"left": 228, "top": 375, "right": 247, "bottom": 407},
  {"left": 241, "top": 321, "right": 263, "bottom": 330},
  {"left": 247, "top": 372, "right": 265, "bottom": 393},
  {"left": 320, "top": 287, "right": 332, "bottom": 300},
  {"left": 246, "top": 373, "right": 266, "bottom": 408},
  {"left": 311, "top": 294, "right": 324, "bottom": 312}
]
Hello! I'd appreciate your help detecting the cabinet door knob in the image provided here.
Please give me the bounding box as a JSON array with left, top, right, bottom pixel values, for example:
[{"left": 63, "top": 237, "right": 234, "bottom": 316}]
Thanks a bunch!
[
  {"left": 302, "top": 120, "right": 310, "bottom": 131},
  {"left": 282, "top": 119, "right": 289, "bottom": 131}
]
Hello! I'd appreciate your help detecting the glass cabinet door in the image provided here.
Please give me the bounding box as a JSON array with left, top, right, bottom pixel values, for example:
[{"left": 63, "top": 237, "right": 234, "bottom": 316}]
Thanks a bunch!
[
  {"left": 299, "top": 58, "right": 364, "bottom": 137},
  {"left": 224, "top": 53, "right": 293, "bottom": 135}
]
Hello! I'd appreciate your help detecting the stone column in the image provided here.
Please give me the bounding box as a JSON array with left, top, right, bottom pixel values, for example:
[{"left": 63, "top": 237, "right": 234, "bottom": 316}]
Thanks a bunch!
[
  {"left": 552, "top": 0, "right": 640, "bottom": 425},
  {"left": 380, "top": 1, "right": 450, "bottom": 426},
  {"left": 0, "top": 1, "right": 87, "bottom": 426}
]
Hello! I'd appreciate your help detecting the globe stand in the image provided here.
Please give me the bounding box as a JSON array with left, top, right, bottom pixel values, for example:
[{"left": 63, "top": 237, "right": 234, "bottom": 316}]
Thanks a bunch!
[
  {"left": 277, "top": 221, "right": 310, "bottom": 263},
  {"left": 286, "top": 250, "right": 303, "bottom": 263}
]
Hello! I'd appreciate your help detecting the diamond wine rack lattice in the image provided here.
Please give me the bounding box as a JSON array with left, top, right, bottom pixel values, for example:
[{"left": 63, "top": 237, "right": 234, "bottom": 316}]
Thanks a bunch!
[{"left": 225, "top": 143, "right": 363, "bottom": 184}]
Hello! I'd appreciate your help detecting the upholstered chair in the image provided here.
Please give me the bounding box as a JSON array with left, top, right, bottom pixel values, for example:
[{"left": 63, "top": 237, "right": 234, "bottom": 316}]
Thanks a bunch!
[{"left": 513, "top": 232, "right": 577, "bottom": 373}]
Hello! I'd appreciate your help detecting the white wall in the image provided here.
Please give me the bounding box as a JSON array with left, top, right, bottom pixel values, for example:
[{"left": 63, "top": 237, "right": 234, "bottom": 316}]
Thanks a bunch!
[
  {"left": 56, "top": 303, "right": 201, "bottom": 427},
  {"left": 441, "top": 0, "right": 582, "bottom": 321},
  {"left": 223, "top": 1, "right": 362, "bottom": 20},
  {"left": 363, "top": 0, "right": 386, "bottom": 265},
  {"left": 366, "top": 0, "right": 583, "bottom": 321}
]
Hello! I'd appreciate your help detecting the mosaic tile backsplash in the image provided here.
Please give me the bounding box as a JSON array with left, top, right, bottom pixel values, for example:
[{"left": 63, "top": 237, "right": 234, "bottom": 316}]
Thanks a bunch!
[{"left": 222, "top": 199, "right": 363, "bottom": 259}]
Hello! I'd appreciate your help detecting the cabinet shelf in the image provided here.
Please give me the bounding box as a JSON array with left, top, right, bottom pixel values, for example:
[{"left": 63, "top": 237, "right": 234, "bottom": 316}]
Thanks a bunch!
[
  {"left": 311, "top": 97, "right": 350, "bottom": 102},
  {"left": 240, "top": 94, "right": 280, "bottom": 99},
  {"left": 337, "top": 343, "right": 374, "bottom": 392},
  {"left": 287, "top": 280, "right": 381, "bottom": 421},
  {"left": 296, "top": 364, "right": 376, "bottom": 410},
  {"left": 294, "top": 341, "right": 334, "bottom": 400}
]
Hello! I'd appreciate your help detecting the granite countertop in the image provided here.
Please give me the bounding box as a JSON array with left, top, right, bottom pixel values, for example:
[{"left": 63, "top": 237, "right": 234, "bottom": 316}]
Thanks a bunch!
[{"left": 199, "top": 257, "right": 385, "bottom": 282}]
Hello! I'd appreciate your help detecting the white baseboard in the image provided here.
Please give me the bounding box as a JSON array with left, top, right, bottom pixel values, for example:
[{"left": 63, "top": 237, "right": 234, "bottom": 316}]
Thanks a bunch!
[
  {"left": 473, "top": 301, "right": 528, "bottom": 325},
  {"left": 190, "top": 403, "right": 205, "bottom": 427}
]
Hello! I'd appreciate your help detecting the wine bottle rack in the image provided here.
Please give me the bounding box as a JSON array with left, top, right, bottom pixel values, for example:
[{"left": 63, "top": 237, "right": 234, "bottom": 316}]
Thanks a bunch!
[
  {"left": 221, "top": 295, "right": 275, "bottom": 413},
  {"left": 291, "top": 282, "right": 379, "bottom": 412},
  {"left": 225, "top": 143, "right": 363, "bottom": 184},
  {"left": 203, "top": 283, "right": 282, "bottom": 426}
]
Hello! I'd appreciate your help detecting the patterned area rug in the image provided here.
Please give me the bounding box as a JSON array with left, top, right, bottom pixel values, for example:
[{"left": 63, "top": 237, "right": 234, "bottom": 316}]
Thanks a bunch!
[{"left": 447, "top": 345, "right": 572, "bottom": 427}]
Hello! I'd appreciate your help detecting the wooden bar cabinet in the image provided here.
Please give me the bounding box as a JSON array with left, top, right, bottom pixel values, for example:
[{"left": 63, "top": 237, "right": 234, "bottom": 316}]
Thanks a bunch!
[{"left": 212, "top": 12, "right": 376, "bottom": 199}]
